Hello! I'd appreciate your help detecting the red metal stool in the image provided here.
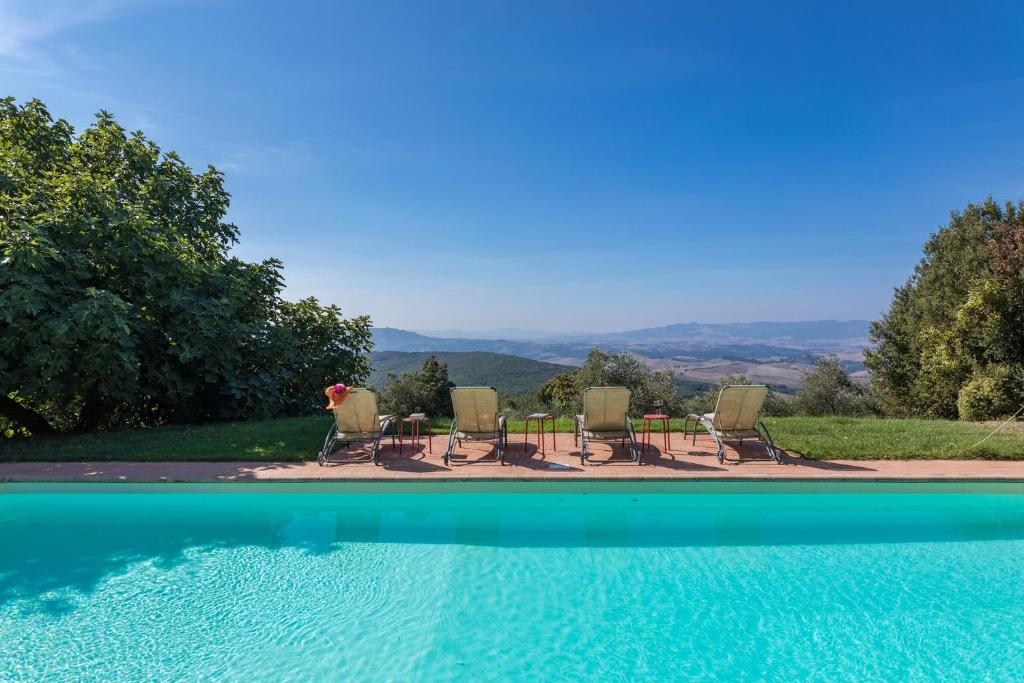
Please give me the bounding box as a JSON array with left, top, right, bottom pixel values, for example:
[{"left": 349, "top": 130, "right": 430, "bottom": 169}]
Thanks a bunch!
[
  {"left": 524, "top": 412, "right": 556, "bottom": 454},
  {"left": 399, "top": 413, "right": 432, "bottom": 455},
  {"left": 641, "top": 413, "right": 670, "bottom": 453}
]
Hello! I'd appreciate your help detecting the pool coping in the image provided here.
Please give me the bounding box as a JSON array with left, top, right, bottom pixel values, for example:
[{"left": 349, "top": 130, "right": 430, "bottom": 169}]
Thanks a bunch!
[
  {"left": 3, "top": 460, "right": 1024, "bottom": 484},
  {"left": 3, "top": 470, "right": 1024, "bottom": 484},
  {"left": 4, "top": 480, "right": 1024, "bottom": 495},
  {"left": 4, "top": 433, "right": 1024, "bottom": 483}
]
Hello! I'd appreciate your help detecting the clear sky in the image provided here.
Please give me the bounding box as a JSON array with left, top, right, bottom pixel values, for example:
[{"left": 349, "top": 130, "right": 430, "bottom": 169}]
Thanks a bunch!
[{"left": 3, "top": 1, "right": 1023, "bottom": 332}]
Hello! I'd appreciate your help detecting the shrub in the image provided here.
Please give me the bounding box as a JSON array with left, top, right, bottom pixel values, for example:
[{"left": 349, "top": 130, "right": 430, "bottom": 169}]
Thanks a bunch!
[
  {"left": 957, "top": 365, "right": 1021, "bottom": 421},
  {"left": 537, "top": 371, "right": 580, "bottom": 415},
  {"left": 499, "top": 394, "right": 552, "bottom": 420}
]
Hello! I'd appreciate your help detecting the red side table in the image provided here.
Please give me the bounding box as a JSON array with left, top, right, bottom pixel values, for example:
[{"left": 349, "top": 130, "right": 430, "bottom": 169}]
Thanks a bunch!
[
  {"left": 399, "top": 413, "right": 432, "bottom": 455},
  {"left": 524, "top": 413, "right": 556, "bottom": 454},
  {"left": 641, "top": 414, "right": 670, "bottom": 452}
]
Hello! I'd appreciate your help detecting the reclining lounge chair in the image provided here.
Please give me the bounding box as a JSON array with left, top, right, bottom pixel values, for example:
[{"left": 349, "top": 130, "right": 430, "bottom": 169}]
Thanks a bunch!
[
  {"left": 445, "top": 387, "right": 508, "bottom": 465},
  {"left": 574, "top": 387, "right": 641, "bottom": 465},
  {"left": 684, "top": 384, "right": 781, "bottom": 464},
  {"left": 318, "top": 388, "right": 395, "bottom": 466}
]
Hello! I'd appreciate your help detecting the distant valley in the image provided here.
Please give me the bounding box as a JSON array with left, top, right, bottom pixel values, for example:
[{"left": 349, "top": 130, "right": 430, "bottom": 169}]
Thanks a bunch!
[{"left": 371, "top": 320, "right": 871, "bottom": 392}]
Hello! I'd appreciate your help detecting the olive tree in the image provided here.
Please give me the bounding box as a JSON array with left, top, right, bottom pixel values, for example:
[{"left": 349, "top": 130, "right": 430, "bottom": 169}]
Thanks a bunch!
[
  {"left": 792, "top": 357, "right": 878, "bottom": 417},
  {"left": 539, "top": 348, "right": 680, "bottom": 416},
  {"left": 680, "top": 374, "right": 793, "bottom": 418}
]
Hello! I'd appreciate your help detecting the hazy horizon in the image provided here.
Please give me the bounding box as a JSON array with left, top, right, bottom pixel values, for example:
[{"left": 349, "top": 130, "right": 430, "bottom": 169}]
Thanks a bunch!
[
  {"left": 403, "top": 318, "right": 873, "bottom": 340},
  {"left": 4, "top": 1, "right": 1022, "bottom": 329}
]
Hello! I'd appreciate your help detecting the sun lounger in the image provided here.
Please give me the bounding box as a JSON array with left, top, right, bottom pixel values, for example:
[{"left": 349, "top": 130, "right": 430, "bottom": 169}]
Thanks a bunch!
[
  {"left": 683, "top": 384, "right": 781, "bottom": 464},
  {"left": 445, "top": 387, "right": 507, "bottom": 465},
  {"left": 318, "top": 388, "right": 395, "bottom": 466},
  {"left": 574, "top": 387, "right": 641, "bottom": 465}
]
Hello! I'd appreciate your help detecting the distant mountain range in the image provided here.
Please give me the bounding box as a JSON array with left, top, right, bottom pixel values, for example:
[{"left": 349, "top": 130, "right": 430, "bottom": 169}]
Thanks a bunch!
[
  {"left": 412, "top": 328, "right": 565, "bottom": 340},
  {"left": 409, "top": 320, "right": 870, "bottom": 345},
  {"left": 372, "top": 320, "right": 871, "bottom": 390}
]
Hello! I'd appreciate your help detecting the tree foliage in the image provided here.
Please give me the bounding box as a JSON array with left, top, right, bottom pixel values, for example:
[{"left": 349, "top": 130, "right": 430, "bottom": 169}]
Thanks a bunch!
[
  {"left": 378, "top": 355, "right": 455, "bottom": 418},
  {"left": 865, "top": 198, "right": 1024, "bottom": 420},
  {"left": 537, "top": 349, "right": 802, "bottom": 418},
  {"left": 0, "top": 98, "right": 371, "bottom": 434},
  {"left": 538, "top": 348, "right": 681, "bottom": 416},
  {"left": 791, "top": 357, "right": 878, "bottom": 417},
  {"left": 680, "top": 374, "right": 793, "bottom": 418}
]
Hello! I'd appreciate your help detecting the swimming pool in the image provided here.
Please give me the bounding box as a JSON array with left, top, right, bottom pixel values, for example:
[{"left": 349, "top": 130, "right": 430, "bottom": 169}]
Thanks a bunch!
[{"left": 2, "top": 482, "right": 1022, "bottom": 680}]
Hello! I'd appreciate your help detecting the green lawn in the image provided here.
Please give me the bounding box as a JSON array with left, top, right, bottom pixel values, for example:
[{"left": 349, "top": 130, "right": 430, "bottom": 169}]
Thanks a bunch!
[
  {"left": 763, "top": 417, "right": 1024, "bottom": 460},
  {"left": 0, "top": 416, "right": 324, "bottom": 463},
  {"left": 1, "top": 415, "right": 1022, "bottom": 462}
]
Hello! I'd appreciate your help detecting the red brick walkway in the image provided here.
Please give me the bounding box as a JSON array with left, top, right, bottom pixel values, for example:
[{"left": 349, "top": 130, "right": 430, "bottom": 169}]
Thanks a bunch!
[{"left": 2, "top": 433, "right": 1023, "bottom": 482}]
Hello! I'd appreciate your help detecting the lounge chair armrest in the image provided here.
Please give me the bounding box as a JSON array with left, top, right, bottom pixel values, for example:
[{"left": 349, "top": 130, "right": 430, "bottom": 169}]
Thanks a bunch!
[{"left": 445, "top": 417, "right": 459, "bottom": 452}]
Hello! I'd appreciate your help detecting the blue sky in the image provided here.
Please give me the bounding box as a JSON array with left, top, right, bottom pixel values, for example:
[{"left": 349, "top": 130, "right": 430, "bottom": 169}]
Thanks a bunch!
[{"left": 3, "top": 1, "right": 1023, "bottom": 332}]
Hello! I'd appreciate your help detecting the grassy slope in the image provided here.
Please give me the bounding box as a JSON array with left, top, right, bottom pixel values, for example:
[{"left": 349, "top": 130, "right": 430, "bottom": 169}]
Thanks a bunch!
[
  {"left": 2, "top": 416, "right": 1023, "bottom": 463},
  {"left": 368, "top": 351, "right": 571, "bottom": 395}
]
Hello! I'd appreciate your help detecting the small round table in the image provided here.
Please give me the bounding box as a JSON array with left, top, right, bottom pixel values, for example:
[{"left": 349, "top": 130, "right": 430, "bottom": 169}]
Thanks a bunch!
[
  {"left": 399, "top": 413, "right": 432, "bottom": 455},
  {"left": 641, "top": 413, "right": 670, "bottom": 452},
  {"left": 524, "top": 412, "right": 556, "bottom": 454}
]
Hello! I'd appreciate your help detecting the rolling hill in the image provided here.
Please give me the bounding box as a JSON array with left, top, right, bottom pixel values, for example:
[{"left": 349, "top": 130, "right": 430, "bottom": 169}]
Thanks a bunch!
[
  {"left": 368, "top": 351, "right": 572, "bottom": 396},
  {"left": 371, "top": 320, "right": 872, "bottom": 390}
]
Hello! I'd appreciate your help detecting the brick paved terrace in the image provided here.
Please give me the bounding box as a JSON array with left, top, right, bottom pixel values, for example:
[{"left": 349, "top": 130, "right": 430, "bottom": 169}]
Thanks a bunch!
[{"left": 4, "top": 432, "right": 1024, "bottom": 482}]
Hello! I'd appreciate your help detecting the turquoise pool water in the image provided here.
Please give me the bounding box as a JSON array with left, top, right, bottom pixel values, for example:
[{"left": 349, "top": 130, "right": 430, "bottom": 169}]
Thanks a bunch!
[{"left": 1, "top": 482, "right": 1023, "bottom": 681}]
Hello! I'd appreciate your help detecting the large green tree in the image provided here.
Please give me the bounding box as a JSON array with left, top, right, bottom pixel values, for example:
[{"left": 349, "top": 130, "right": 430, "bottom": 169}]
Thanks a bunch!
[
  {"left": 865, "top": 198, "right": 1024, "bottom": 419},
  {"left": 0, "top": 98, "right": 371, "bottom": 434},
  {"left": 378, "top": 355, "right": 455, "bottom": 418}
]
